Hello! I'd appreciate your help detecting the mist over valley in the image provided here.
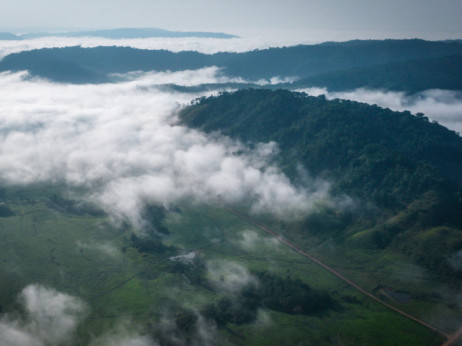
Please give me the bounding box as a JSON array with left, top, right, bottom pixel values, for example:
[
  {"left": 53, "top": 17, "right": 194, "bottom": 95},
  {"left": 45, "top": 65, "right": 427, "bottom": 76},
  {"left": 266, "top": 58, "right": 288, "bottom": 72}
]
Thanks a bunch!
[{"left": 1, "top": 17, "right": 462, "bottom": 346}]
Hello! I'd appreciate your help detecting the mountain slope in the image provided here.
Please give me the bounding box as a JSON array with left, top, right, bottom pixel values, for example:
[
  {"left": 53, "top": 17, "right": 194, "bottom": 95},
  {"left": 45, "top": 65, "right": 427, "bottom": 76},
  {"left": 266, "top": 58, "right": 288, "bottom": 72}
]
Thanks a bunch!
[
  {"left": 215, "top": 39, "right": 462, "bottom": 80},
  {"left": 0, "top": 46, "right": 212, "bottom": 79},
  {"left": 292, "top": 55, "right": 462, "bottom": 93},
  {"left": 181, "top": 89, "right": 462, "bottom": 196},
  {"left": 2, "top": 39, "right": 462, "bottom": 89},
  {"left": 0, "top": 53, "right": 108, "bottom": 83},
  {"left": 180, "top": 89, "right": 462, "bottom": 277}
]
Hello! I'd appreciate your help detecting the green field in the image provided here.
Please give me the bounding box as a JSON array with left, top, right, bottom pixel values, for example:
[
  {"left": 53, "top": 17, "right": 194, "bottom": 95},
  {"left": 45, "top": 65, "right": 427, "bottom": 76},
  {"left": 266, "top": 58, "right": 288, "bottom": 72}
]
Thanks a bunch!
[{"left": 0, "top": 185, "right": 454, "bottom": 345}]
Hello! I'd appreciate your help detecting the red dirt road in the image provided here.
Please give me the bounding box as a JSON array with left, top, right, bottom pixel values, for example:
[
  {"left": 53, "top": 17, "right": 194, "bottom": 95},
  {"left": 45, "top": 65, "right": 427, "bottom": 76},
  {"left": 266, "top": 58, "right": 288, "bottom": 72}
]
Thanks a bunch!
[
  {"left": 221, "top": 205, "right": 450, "bottom": 342},
  {"left": 441, "top": 326, "right": 462, "bottom": 346}
]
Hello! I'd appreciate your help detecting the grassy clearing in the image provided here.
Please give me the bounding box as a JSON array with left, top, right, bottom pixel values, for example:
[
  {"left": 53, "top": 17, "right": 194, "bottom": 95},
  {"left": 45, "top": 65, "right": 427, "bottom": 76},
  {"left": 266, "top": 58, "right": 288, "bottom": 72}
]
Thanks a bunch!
[
  {"left": 0, "top": 186, "right": 450, "bottom": 345},
  {"left": 166, "top": 203, "right": 447, "bottom": 344}
]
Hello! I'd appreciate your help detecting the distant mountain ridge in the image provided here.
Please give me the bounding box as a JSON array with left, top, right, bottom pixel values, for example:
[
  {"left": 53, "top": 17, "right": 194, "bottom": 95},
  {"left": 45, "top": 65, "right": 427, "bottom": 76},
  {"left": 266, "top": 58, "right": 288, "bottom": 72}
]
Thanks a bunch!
[
  {"left": 0, "top": 32, "right": 22, "bottom": 40},
  {"left": 0, "top": 28, "right": 236, "bottom": 40},
  {"left": 18, "top": 28, "right": 238, "bottom": 39},
  {"left": 290, "top": 54, "right": 462, "bottom": 93},
  {"left": 1, "top": 39, "right": 462, "bottom": 93}
]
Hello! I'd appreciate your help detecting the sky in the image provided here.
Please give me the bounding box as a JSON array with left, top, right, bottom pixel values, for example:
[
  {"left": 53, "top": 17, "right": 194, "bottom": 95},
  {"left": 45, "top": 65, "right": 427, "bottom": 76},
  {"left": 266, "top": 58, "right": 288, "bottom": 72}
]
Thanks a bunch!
[{"left": 1, "top": 0, "right": 462, "bottom": 40}]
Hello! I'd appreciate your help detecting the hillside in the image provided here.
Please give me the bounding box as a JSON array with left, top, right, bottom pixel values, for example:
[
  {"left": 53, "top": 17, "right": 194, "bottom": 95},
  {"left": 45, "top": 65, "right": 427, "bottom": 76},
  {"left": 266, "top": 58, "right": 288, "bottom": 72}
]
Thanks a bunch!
[
  {"left": 292, "top": 55, "right": 462, "bottom": 93},
  {"left": 180, "top": 89, "right": 462, "bottom": 278},
  {"left": 2, "top": 39, "right": 462, "bottom": 91},
  {"left": 216, "top": 39, "right": 462, "bottom": 80},
  {"left": 0, "top": 46, "right": 211, "bottom": 83}
]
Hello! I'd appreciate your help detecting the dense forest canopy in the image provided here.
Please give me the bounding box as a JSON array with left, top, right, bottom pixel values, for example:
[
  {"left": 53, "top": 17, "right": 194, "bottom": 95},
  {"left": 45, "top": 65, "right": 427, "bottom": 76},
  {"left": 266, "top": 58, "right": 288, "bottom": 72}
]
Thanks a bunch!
[
  {"left": 181, "top": 89, "right": 462, "bottom": 201},
  {"left": 292, "top": 54, "right": 462, "bottom": 92},
  {"left": 180, "top": 89, "right": 462, "bottom": 277},
  {"left": 2, "top": 39, "right": 462, "bottom": 92}
]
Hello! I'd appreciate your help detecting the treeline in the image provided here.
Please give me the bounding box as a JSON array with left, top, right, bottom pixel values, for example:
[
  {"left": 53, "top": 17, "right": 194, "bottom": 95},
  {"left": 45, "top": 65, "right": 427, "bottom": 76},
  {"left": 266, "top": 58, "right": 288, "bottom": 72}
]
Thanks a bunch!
[
  {"left": 181, "top": 89, "right": 462, "bottom": 207},
  {"left": 292, "top": 54, "right": 462, "bottom": 93},
  {"left": 2, "top": 39, "right": 462, "bottom": 92},
  {"left": 202, "top": 271, "right": 336, "bottom": 326}
]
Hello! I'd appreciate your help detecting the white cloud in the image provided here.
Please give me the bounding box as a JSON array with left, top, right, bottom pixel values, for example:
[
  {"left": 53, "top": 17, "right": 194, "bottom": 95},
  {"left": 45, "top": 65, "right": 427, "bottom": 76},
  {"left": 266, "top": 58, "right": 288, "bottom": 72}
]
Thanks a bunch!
[
  {"left": 0, "top": 285, "right": 159, "bottom": 346},
  {"left": 169, "top": 251, "right": 197, "bottom": 265},
  {"left": 76, "top": 240, "right": 122, "bottom": 258},
  {"left": 0, "top": 35, "right": 315, "bottom": 60},
  {"left": 0, "top": 285, "right": 87, "bottom": 346},
  {"left": 298, "top": 87, "right": 462, "bottom": 135},
  {"left": 206, "top": 260, "right": 258, "bottom": 293},
  {"left": 91, "top": 335, "right": 155, "bottom": 346},
  {"left": 0, "top": 71, "right": 329, "bottom": 227},
  {"left": 110, "top": 67, "right": 247, "bottom": 86},
  {"left": 3, "top": 27, "right": 460, "bottom": 60},
  {"left": 238, "top": 230, "right": 280, "bottom": 251},
  {"left": 154, "top": 309, "right": 220, "bottom": 346},
  {"left": 254, "top": 76, "right": 299, "bottom": 86},
  {"left": 89, "top": 323, "right": 157, "bottom": 346},
  {"left": 0, "top": 30, "right": 386, "bottom": 60}
]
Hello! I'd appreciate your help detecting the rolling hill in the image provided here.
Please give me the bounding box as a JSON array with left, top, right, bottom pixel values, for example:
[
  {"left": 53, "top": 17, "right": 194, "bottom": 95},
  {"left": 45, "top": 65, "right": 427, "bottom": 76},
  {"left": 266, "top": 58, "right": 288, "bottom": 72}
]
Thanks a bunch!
[
  {"left": 2, "top": 39, "right": 462, "bottom": 93},
  {"left": 180, "top": 89, "right": 462, "bottom": 279},
  {"left": 291, "top": 54, "right": 462, "bottom": 93}
]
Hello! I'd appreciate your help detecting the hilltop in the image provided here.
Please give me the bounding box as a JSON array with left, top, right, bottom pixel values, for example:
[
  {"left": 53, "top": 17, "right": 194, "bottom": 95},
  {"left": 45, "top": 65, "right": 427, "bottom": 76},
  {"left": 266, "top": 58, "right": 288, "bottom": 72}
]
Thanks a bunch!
[{"left": 180, "top": 89, "right": 462, "bottom": 278}]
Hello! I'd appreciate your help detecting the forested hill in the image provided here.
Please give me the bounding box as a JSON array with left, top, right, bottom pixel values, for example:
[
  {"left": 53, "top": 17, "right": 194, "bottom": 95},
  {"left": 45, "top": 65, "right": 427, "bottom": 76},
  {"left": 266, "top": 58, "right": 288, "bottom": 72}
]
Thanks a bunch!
[
  {"left": 217, "top": 39, "right": 462, "bottom": 80},
  {"left": 292, "top": 54, "right": 462, "bottom": 93},
  {"left": 2, "top": 39, "right": 462, "bottom": 90},
  {"left": 181, "top": 89, "right": 462, "bottom": 202},
  {"left": 180, "top": 89, "right": 462, "bottom": 277}
]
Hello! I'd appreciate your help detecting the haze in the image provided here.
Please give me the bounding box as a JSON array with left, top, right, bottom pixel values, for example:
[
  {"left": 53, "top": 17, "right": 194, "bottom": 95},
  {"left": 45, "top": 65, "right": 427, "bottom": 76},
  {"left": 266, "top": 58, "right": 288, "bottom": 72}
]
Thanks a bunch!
[{"left": 1, "top": 0, "right": 462, "bottom": 40}]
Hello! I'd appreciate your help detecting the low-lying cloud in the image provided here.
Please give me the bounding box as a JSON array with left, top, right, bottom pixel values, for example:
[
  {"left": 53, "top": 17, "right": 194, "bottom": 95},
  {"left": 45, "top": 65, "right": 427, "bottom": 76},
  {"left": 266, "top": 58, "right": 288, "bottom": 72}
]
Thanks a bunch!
[
  {"left": 237, "top": 230, "right": 280, "bottom": 251},
  {"left": 154, "top": 310, "right": 219, "bottom": 346},
  {"left": 206, "top": 260, "right": 258, "bottom": 293},
  {"left": 0, "top": 71, "right": 329, "bottom": 227},
  {"left": 0, "top": 284, "right": 216, "bottom": 346},
  {"left": 0, "top": 285, "right": 87, "bottom": 346},
  {"left": 111, "top": 66, "right": 247, "bottom": 86},
  {"left": 2, "top": 28, "right": 458, "bottom": 59},
  {"left": 89, "top": 323, "right": 156, "bottom": 346},
  {"left": 0, "top": 30, "right": 373, "bottom": 59},
  {"left": 76, "top": 240, "right": 122, "bottom": 258},
  {"left": 299, "top": 87, "right": 462, "bottom": 135},
  {"left": 0, "top": 35, "right": 308, "bottom": 59},
  {"left": 0, "top": 285, "right": 158, "bottom": 346}
]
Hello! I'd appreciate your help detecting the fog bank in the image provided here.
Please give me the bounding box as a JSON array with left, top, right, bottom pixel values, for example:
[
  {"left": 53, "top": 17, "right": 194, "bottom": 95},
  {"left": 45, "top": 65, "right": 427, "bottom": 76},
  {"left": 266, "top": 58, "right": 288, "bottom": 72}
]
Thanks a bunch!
[{"left": 0, "top": 71, "right": 331, "bottom": 226}]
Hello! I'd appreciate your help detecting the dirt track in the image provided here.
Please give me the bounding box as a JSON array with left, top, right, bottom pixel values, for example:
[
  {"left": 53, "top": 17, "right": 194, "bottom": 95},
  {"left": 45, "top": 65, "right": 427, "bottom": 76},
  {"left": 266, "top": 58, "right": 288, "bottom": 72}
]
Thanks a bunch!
[
  {"left": 442, "top": 326, "right": 462, "bottom": 346},
  {"left": 221, "top": 205, "right": 451, "bottom": 343}
]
